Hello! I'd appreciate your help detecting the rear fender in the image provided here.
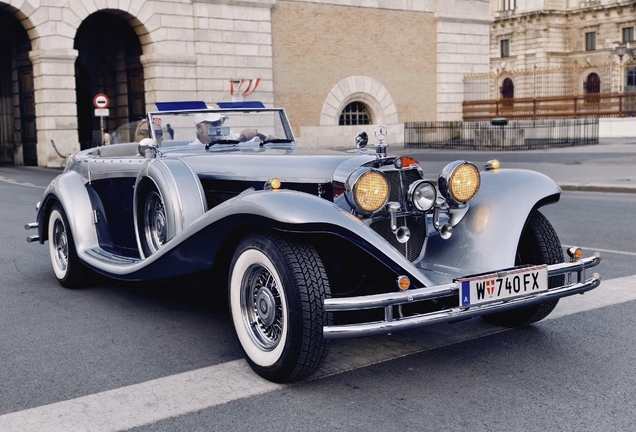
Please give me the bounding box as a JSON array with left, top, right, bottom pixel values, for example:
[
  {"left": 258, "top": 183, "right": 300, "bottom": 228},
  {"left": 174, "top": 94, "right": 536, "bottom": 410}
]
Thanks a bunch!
[
  {"left": 37, "top": 170, "right": 99, "bottom": 252},
  {"left": 420, "top": 168, "right": 561, "bottom": 277}
]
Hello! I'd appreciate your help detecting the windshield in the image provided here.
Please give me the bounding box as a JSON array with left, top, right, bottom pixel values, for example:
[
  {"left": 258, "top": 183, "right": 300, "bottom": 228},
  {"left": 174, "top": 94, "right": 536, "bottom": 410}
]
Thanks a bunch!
[{"left": 146, "top": 108, "right": 295, "bottom": 148}]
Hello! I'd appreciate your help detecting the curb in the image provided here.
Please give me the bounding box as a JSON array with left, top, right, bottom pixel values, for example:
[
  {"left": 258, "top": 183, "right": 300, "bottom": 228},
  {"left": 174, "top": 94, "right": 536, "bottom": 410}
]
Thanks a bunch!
[{"left": 559, "top": 184, "right": 636, "bottom": 194}]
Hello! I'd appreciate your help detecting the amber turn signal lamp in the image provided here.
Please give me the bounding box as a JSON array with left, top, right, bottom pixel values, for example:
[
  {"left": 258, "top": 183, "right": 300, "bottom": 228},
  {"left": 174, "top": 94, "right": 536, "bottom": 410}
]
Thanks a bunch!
[
  {"left": 265, "top": 178, "right": 281, "bottom": 190},
  {"left": 397, "top": 275, "right": 410, "bottom": 291},
  {"left": 567, "top": 246, "right": 583, "bottom": 260}
]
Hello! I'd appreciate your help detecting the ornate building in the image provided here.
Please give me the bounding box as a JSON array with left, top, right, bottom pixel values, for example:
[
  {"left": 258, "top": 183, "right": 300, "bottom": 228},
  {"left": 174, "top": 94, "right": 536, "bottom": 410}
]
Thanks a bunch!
[
  {"left": 487, "top": 0, "right": 636, "bottom": 99},
  {"left": 0, "top": 0, "right": 491, "bottom": 167}
]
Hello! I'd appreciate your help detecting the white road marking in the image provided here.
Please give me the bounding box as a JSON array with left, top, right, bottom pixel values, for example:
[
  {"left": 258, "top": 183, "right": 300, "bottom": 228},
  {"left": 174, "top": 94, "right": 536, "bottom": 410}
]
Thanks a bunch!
[
  {"left": 562, "top": 244, "right": 636, "bottom": 257},
  {"left": 0, "top": 176, "right": 45, "bottom": 189},
  {"left": 1, "top": 275, "right": 635, "bottom": 431}
]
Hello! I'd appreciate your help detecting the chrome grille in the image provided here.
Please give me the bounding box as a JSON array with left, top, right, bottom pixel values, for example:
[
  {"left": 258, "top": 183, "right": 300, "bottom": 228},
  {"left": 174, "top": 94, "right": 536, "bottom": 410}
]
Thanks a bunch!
[
  {"left": 371, "top": 167, "right": 426, "bottom": 262},
  {"left": 370, "top": 215, "right": 426, "bottom": 262}
]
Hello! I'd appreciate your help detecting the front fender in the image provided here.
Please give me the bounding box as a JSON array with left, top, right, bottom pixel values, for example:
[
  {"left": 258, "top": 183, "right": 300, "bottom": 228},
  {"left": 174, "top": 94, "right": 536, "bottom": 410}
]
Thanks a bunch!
[
  {"left": 95, "top": 188, "right": 438, "bottom": 286},
  {"left": 420, "top": 168, "right": 561, "bottom": 278}
]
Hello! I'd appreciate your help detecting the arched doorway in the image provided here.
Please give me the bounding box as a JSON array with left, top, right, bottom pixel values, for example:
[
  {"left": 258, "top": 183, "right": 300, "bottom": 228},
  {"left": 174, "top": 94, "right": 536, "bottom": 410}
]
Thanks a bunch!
[
  {"left": 0, "top": 7, "right": 36, "bottom": 165},
  {"left": 501, "top": 78, "right": 514, "bottom": 99},
  {"left": 74, "top": 12, "right": 145, "bottom": 149},
  {"left": 584, "top": 72, "right": 600, "bottom": 104}
]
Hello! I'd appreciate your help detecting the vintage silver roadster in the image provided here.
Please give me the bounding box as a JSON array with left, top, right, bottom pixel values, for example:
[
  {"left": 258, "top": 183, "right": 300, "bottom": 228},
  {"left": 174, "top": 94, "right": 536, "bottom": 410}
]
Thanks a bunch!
[{"left": 26, "top": 102, "right": 601, "bottom": 383}]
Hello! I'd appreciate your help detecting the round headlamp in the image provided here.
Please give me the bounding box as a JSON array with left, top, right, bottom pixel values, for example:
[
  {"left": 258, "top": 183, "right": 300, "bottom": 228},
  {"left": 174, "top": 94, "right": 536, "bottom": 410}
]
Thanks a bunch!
[
  {"left": 438, "top": 161, "right": 480, "bottom": 207},
  {"left": 345, "top": 168, "right": 390, "bottom": 215},
  {"left": 408, "top": 180, "right": 436, "bottom": 212}
]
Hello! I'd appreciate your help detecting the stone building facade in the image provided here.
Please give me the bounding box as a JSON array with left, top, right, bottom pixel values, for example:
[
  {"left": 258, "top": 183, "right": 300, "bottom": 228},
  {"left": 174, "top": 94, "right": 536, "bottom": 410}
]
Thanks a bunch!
[
  {"left": 489, "top": 0, "right": 636, "bottom": 93},
  {"left": 0, "top": 0, "right": 491, "bottom": 167}
]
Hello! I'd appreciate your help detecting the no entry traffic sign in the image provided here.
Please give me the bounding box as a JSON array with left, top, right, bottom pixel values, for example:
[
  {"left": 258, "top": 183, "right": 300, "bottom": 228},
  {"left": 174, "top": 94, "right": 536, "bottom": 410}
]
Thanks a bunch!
[{"left": 93, "top": 94, "right": 110, "bottom": 109}]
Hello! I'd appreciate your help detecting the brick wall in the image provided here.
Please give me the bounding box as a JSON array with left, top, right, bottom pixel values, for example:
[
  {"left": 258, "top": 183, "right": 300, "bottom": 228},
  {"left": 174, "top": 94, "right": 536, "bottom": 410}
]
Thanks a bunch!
[{"left": 271, "top": 0, "right": 438, "bottom": 132}]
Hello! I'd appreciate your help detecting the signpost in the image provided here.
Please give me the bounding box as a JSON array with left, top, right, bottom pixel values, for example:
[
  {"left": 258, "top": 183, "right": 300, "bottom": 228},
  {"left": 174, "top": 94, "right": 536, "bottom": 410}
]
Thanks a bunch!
[{"left": 93, "top": 94, "right": 109, "bottom": 145}]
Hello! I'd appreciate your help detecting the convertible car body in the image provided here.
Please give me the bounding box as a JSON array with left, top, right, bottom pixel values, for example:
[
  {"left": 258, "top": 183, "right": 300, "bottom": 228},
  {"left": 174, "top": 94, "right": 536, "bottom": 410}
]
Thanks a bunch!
[{"left": 26, "top": 101, "right": 601, "bottom": 382}]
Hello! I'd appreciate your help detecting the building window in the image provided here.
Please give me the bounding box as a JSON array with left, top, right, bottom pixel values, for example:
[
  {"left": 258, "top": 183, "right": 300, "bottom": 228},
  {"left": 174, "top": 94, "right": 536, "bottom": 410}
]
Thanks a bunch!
[
  {"left": 339, "top": 102, "right": 371, "bottom": 126},
  {"left": 501, "top": 39, "right": 510, "bottom": 58},
  {"left": 585, "top": 32, "right": 596, "bottom": 51},
  {"left": 626, "top": 67, "right": 636, "bottom": 88},
  {"left": 623, "top": 27, "right": 634, "bottom": 43},
  {"left": 502, "top": 0, "right": 516, "bottom": 11}
]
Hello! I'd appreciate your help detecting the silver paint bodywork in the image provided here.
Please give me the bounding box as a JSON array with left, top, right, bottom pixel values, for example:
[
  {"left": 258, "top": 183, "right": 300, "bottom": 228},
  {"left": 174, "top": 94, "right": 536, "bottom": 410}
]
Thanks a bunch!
[{"left": 28, "top": 106, "right": 601, "bottom": 339}]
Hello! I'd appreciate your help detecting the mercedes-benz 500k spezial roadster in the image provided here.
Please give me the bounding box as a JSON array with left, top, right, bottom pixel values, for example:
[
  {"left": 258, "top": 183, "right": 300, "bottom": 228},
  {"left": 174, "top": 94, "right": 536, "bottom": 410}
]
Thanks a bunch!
[{"left": 26, "top": 101, "right": 601, "bottom": 383}]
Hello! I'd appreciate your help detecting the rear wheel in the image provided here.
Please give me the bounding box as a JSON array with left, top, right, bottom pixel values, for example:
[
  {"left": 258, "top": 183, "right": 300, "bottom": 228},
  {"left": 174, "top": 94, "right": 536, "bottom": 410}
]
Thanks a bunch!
[
  {"left": 138, "top": 185, "right": 168, "bottom": 257},
  {"left": 48, "top": 203, "right": 90, "bottom": 288},
  {"left": 229, "top": 232, "right": 331, "bottom": 383},
  {"left": 482, "top": 210, "right": 564, "bottom": 327}
]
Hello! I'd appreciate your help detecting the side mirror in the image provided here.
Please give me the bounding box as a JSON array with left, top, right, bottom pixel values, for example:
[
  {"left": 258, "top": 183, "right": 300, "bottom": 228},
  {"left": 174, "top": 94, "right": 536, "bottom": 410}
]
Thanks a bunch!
[{"left": 355, "top": 131, "right": 368, "bottom": 148}]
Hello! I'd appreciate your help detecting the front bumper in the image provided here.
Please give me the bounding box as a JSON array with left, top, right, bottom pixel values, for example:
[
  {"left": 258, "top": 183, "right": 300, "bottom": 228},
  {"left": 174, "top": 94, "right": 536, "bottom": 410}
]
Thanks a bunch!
[{"left": 323, "top": 253, "right": 602, "bottom": 338}]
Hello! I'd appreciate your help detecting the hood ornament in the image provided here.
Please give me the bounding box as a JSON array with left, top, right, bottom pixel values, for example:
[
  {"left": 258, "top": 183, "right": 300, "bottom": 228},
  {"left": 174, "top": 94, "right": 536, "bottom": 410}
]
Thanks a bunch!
[{"left": 375, "top": 126, "right": 388, "bottom": 159}]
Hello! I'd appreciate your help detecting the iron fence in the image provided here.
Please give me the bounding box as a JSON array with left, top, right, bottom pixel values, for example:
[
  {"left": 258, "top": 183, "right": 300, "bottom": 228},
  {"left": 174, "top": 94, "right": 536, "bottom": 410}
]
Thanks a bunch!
[
  {"left": 404, "top": 118, "right": 599, "bottom": 150},
  {"left": 464, "top": 62, "right": 619, "bottom": 101},
  {"left": 463, "top": 92, "right": 636, "bottom": 120}
]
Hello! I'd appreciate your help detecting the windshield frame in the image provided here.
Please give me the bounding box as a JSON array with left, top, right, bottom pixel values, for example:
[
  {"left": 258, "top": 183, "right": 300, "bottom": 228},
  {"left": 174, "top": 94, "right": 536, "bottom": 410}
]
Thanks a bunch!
[{"left": 146, "top": 107, "right": 297, "bottom": 148}]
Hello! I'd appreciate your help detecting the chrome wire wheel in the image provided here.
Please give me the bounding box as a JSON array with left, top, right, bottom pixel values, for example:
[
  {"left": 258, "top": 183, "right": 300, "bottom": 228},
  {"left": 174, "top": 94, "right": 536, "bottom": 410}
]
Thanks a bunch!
[
  {"left": 47, "top": 204, "right": 90, "bottom": 288},
  {"left": 51, "top": 217, "right": 69, "bottom": 273},
  {"left": 143, "top": 190, "right": 167, "bottom": 254},
  {"left": 229, "top": 232, "right": 331, "bottom": 383},
  {"left": 241, "top": 263, "right": 285, "bottom": 351},
  {"left": 231, "top": 248, "right": 288, "bottom": 368}
]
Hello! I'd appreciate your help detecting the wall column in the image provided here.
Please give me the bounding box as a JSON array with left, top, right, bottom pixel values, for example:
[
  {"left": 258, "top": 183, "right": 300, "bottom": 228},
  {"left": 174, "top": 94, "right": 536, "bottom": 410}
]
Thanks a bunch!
[
  {"left": 29, "top": 48, "right": 80, "bottom": 167},
  {"left": 436, "top": 1, "right": 492, "bottom": 121}
]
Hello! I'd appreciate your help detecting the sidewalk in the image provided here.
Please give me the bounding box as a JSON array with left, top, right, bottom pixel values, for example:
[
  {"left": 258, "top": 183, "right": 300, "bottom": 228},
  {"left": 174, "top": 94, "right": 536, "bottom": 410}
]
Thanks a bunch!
[{"left": 393, "top": 137, "right": 636, "bottom": 194}]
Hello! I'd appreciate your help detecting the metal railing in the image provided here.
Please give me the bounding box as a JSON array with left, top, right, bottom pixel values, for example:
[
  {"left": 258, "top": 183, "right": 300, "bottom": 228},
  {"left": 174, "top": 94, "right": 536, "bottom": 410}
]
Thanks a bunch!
[
  {"left": 404, "top": 118, "right": 599, "bottom": 150},
  {"left": 464, "top": 62, "right": 619, "bottom": 102},
  {"left": 463, "top": 92, "right": 636, "bottom": 121}
]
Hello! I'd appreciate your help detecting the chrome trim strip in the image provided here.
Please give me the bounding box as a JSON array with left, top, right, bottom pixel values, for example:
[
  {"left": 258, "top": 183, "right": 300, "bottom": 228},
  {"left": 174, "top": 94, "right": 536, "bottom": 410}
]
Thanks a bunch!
[{"left": 323, "top": 254, "right": 602, "bottom": 339}]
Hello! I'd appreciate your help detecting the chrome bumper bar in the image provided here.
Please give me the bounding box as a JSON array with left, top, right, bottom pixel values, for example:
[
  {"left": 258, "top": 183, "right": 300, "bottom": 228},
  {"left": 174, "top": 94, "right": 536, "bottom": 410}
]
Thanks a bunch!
[{"left": 323, "top": 253, "right": 602, "bottom": 339}]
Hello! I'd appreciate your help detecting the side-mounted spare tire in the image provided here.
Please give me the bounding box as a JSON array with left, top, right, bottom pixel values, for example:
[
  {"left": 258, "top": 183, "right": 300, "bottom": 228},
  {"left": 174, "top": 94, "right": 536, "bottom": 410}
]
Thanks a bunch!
[
  {"left": 482, "top": 210, "right": 565, "bottom": 327},
  {"left": 134, "top": 159, "right": 207, "bottom": 258},
  {"left": 229, "top": 231, "right": 332, "bottom": 383}
]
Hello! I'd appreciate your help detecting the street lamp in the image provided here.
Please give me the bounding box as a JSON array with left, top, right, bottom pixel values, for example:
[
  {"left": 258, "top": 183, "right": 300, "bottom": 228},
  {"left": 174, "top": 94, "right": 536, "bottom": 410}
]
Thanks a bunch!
[{"left": 611, "top": 43, "right": 632, "bottom": 92}]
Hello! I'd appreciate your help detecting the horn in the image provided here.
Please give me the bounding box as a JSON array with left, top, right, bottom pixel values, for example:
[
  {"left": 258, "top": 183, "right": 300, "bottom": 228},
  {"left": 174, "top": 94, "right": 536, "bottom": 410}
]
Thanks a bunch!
[
  {"left": 438, "top": 223, "right": 453, "bottom": 240},
  {"left": 395, "top": 226, "right": 411, "bottom": 244}
]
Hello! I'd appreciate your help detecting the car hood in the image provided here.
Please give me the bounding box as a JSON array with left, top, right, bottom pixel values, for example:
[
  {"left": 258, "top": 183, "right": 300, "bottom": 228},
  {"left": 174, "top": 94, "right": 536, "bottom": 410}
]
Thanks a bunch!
[{"left": 170, "top": 145, "right": 378, "bottom": 183}]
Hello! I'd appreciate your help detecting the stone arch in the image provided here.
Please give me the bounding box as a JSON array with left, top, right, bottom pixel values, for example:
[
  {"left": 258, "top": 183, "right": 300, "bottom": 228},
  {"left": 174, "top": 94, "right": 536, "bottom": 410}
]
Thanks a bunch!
[
  {"left": 0, "top": 3, "right": 37, "bottom": 165},
  {"left": 74, "top": 10, "right": 147, "bottom": 148},
  {"left": 321, "top": 76, "right": 398, "bottom": 126}
]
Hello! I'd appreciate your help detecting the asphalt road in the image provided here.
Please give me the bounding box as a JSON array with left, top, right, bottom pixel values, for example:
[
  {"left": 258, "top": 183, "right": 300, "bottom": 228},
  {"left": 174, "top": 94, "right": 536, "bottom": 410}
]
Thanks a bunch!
[{"left": 1, "top": 165, "right": 635, "bottom": 431}]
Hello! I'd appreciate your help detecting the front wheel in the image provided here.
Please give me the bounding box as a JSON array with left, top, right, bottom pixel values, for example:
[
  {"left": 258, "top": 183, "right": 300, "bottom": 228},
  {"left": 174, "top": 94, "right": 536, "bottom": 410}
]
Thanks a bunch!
[
  {"left": 48, "top": 203, "right": 91, "bottom": 288},
  {"left": 229, "top": 232, "right": 331, "bottom": 383},
  {"left": 482, "top": 210, "right": 564, "bottom": 327}
]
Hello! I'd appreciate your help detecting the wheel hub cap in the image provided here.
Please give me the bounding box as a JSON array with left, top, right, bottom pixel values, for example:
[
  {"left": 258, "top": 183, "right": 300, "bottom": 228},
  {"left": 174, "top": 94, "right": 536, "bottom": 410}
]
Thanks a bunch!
[
  {"left": 53, "top": 220, "right": 68, "bottom": 270},
  {"left": 255, "top": 287, "right": 276, "bottom": 327}
]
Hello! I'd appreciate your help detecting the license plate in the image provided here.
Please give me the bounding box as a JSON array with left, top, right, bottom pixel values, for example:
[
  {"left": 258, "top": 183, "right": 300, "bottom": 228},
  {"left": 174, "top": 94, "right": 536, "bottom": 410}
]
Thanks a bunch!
[{"left": 458, "top": 265, "right": 548, "bottom": 308}]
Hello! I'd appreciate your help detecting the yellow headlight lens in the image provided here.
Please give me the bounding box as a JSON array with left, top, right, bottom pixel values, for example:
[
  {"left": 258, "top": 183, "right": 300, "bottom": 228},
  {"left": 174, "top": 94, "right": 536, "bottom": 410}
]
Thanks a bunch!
[
  {"left": 354, "top": 171, "right": 389, "bottom": 213},
  {"left": 450, "top": 163, "right": 480, "bottom": 203}
]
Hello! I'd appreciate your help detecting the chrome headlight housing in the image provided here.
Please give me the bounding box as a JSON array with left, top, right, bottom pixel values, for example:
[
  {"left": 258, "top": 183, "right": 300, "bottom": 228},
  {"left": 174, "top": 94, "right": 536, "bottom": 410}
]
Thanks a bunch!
[
  {"left": 407, "top": 180, "right": 436, "bottom": 212},
  {"left": 345, "top": 168, "right": 390, "bottom": 215},
  {"left": 438, "top": 161, "right": 480, "bottom": 207}
]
